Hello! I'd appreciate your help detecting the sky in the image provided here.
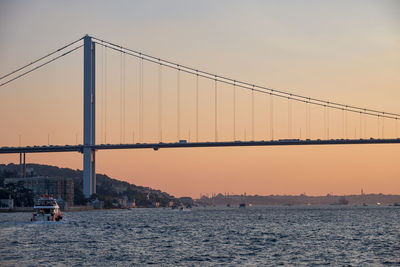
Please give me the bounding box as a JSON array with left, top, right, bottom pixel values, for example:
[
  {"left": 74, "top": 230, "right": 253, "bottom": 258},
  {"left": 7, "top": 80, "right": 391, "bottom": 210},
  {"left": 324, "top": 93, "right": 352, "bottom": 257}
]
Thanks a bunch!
[{"left": 0, "top": 0, "right": 399, "bottom": 197}]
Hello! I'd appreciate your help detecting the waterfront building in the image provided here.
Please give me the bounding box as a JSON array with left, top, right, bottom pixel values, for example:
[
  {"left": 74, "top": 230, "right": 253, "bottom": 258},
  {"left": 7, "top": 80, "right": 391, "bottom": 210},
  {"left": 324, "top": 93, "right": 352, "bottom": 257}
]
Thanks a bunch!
[
  {"left": 0, "top": 196, "right": 14, "bottom": 210},
  {"left": 4, "top": 176, "right": 74, "bottom": 208}
]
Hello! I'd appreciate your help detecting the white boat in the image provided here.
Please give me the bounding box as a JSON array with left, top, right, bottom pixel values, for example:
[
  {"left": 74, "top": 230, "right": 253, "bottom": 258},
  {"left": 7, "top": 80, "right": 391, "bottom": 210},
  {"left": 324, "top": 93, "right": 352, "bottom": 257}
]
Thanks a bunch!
[{"left": 31, "top": 195, "right": 62, "bottom": 222}]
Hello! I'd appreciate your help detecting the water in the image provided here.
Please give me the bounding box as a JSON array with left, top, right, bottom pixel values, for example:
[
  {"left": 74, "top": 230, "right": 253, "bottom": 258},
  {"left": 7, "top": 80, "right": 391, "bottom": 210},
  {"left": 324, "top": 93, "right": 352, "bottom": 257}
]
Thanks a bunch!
[{"left": 1, "top": 206, "right": 399, "bottom": 266}]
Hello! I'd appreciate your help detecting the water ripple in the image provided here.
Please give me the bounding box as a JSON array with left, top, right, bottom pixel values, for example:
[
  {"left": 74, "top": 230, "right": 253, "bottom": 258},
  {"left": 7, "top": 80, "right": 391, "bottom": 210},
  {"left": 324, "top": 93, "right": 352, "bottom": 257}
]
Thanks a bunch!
[{"left": 0, "top": 206, "right": 399, "bottom": 266}]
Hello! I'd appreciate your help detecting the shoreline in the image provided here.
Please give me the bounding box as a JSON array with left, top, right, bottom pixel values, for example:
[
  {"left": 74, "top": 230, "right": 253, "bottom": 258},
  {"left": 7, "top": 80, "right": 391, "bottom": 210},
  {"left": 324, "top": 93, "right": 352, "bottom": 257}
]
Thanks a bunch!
[{"left": 2, "top": 204, "right": 400, "bottom": 213}]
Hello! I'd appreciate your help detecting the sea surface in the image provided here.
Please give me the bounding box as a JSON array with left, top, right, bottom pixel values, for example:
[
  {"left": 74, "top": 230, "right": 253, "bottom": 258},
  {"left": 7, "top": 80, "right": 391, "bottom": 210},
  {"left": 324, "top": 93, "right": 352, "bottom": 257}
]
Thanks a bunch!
[{"left": 0, "top": 206, "right": 399, "bottom": 266}]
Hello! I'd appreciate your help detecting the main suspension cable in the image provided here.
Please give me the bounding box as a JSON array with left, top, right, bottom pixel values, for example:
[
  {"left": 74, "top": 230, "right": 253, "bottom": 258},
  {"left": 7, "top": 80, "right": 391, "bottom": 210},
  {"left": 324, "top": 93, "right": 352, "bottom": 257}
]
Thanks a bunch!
[
  {"left": 0, "top": 37, "right": 83, "bottom": 81},
  {"left": 93, "top": 41, "right": 399, "bottom": 121},
  {"left": 92, "top": 37, "right": 399, "bottom": 118},
  {"left": 92, "top": 41, "right": 399, "bottom": 121},
  {"left": 0, "top": 45, "right": 83, "bottom": 88}
]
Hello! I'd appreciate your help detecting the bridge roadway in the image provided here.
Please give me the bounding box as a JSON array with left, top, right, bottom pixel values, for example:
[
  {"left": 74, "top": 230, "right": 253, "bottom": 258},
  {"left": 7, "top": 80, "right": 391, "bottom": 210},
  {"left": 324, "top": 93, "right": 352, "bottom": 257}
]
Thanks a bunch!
[{"left": 1, "top": 138, "right": 400, "bottom": 154}]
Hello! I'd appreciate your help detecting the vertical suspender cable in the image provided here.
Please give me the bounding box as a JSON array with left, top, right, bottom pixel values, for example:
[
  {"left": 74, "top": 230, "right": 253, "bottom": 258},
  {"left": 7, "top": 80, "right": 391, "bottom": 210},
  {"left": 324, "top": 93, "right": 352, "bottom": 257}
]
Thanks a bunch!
[
  {"left": 252, "top": 88, "right": 255, "bottom": 140},
  {"left": 288, "top": 98, "right": 292, "bottom": 139},
  {"left": 309, "top": 102, "right": 311, "bottom": 139},
  {"left": 138, "top": 59, "right": 141, "bottom": 143},
  {"left": 158, "top": 63, "right": 162, "bottom": 142},
  {"left": 363, "top": 111, "right": 367, "bottom": 138},
  {"left": 141, "top": 59, "right": 144, "bottom": 142},
  {"left": 308, "top": 100, "right": 311, "bottom": 139},
  {"left": 138, "top": 58, "right": 143, "bottom": 142},
  {"left": 266, "top": 94, "right": 268, "bottom": 140},
  {"left": 196, "top": 74, "right": 199, "bottom": 142},
  {"left": 382, "top": 117, "right": 385, "bottom": 138},
  {"left": 306, "top": 102, "right": 309, "bottom": 139},
  {"left": 292, "top": 98, "right": 295, "bottom": 139},
  {"left": 270, "top": 93, "right": 274, "bottom": 140},
  {"left": 344, "top": 109, "right": 349, "bottom": 139},
  {"left": 327, "top": 106, "right": 330, "bottom": 139},
  {"left": 123, "top": 53, "right": 126, "bottom": 143},
  {"left": 377, "top": 116, "right": 380, "bottom": 138},
  {"left": 104, "top": 46, "right": 107, "bottom": 143},
  {"left": 305, "top": 102, "right": 308, "bottom": 139},
  {"left": 120, "top": 52, "right": 123, "bottom": 143},
  {"left": 306, "top": 102, "right": 308, "bottom": 139},
  {"left": 359, "top": 112, "right": 362, "bottom": 139},
  {"left": 215, "top": 78, "right": 218, "bottom": 142},
  {"left": 233, "top": 83, "right": 236, "bottom": 141},
  {"left": 100, "top": 45, "right": 103, "bottom": 144},
  {"left": 132, "top": 58, "right": 135, "bottom": 144},
  {"left": 291, "top": 98, "right": 293, "bottom": 138},
  {"left": 177, "top": 69, "right": 181, "bottom": 141},
  {"left": 342, "top": 109, "right": 345, "bottom": 139},
  {"left": 323, "top": 105, "right": 327, "bottom": 140}
]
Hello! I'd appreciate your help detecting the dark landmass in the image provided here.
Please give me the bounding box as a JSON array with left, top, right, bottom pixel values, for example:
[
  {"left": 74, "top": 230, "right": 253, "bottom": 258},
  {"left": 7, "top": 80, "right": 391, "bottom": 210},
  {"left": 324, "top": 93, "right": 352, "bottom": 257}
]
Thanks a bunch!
[
  {"left": 1, "top": 163, "right": 399, "bottom": 209},
  {"left": 197, "top": 193, "right": 400, "bottom": 207},
  {"left": 0, "top": 163, "right": 182, "bottom": 208}
]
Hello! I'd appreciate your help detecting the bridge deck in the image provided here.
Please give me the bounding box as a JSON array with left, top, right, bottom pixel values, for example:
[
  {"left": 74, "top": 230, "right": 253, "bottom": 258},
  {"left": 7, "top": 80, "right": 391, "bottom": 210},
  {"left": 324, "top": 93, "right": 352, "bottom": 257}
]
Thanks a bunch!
[{"left": 1, "top": 138, "right": 399, "bottom": 154}]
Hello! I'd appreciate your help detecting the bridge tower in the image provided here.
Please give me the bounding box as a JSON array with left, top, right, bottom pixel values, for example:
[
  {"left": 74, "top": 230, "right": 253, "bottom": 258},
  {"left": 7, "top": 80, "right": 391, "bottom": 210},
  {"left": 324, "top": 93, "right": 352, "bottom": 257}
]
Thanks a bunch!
[{"left": 83, "top": 35, "right": 96, "bottom": 197}]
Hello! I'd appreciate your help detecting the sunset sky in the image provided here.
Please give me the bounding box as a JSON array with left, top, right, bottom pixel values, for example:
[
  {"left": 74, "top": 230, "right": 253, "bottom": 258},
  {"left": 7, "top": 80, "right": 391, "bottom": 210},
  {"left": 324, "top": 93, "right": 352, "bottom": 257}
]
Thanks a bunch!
[{"left": 0, "top": 0, "right": 399, "bottom": 197}]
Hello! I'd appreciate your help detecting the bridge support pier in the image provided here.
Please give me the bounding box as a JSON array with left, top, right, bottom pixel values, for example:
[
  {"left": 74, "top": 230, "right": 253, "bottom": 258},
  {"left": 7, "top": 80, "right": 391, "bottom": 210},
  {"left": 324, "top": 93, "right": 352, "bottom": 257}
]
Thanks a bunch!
[{"left": 83, "top": 35, "right": 96, "bottom": 198}]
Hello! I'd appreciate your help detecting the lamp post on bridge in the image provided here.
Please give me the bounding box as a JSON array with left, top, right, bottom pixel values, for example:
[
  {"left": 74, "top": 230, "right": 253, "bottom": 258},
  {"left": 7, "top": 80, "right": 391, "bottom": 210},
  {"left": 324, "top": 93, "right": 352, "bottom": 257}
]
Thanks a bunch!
[{"left": 83, "top": 35, "right": 96, "bottom": 197}]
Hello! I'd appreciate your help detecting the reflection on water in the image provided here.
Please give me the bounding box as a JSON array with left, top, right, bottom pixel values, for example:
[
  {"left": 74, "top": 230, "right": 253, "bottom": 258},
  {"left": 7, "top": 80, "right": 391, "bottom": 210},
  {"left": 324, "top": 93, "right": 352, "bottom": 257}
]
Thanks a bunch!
[{"left": 1, "top": 206, "right": 399, "bottom": 266}]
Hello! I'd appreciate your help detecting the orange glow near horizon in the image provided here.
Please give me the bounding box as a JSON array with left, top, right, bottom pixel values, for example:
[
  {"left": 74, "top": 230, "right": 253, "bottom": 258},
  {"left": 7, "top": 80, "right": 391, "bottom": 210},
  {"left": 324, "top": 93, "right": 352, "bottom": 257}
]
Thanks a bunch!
[{"left": 0, "top": 143, "right": 399, "bottom": 198}]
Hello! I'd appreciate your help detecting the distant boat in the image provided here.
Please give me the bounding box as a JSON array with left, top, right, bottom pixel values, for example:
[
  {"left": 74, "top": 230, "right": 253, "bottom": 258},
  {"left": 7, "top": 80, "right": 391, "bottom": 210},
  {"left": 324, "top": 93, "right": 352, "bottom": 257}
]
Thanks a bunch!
[
  {"left": 226, "top": 204, "right": 231, "bottom": 208},
  {"left": 362, "top": 203, "right": 368, "bottom": 206},
  {"left": 239, "top": 203, "right": 246, "bottom": 208},
  {"left": 394, "top": 203, "right": 400, "bottom": 207}
]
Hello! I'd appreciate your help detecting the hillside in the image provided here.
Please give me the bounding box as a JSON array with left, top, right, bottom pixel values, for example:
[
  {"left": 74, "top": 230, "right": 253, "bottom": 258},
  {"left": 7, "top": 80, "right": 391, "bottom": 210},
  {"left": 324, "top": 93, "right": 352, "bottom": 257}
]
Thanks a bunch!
[{"left": 0, "top": 163, "right": 178, "bottom": 208}]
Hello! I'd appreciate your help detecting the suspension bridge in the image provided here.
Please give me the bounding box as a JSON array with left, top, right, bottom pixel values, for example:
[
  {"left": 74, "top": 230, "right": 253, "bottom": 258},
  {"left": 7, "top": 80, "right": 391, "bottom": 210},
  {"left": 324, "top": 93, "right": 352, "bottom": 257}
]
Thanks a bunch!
[{"left": 1, "top": 35, "right": 399, "bottom": 197}]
